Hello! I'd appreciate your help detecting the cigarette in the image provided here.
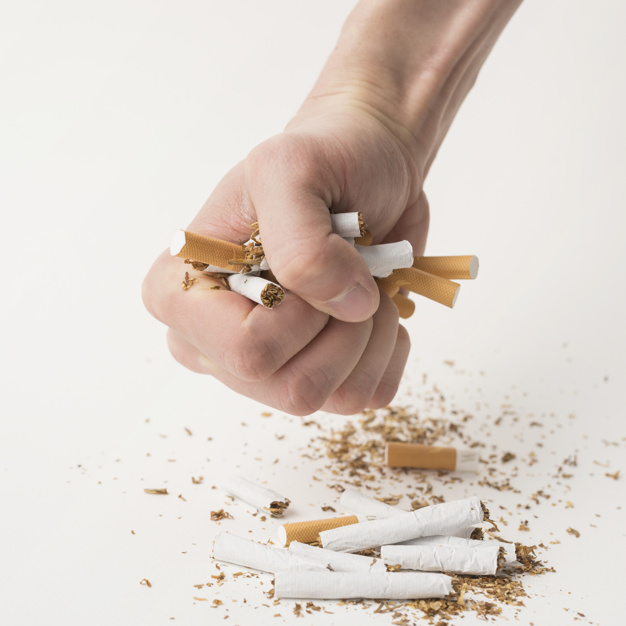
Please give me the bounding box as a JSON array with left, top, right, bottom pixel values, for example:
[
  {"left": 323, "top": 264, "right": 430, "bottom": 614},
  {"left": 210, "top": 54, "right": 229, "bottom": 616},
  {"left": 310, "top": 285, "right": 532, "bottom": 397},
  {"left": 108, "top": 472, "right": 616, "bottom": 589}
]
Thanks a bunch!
[
  {"left": 392, "top": 293, "right": 415, "bottom": 319},
  {"left": 381, "top": 543, "right": 502, "bottom": 576},
  {"left": 289, "top": 541, "right": 387, "bottom": 573},
  {"left": 339, "top": 489, "right": 481, "bottom": 540},
  {"left": 399, "top": 535, "right": 517, "bottom": 566},
  {"left": 277, "top": 515, "right": 362, "bottom": 547},
  {"left": 339, "top": 488, "right": 406, "bottom": 519},
  {"left": 385, "top": 442, "right": 480, "bottom": 472},
  {"left": 355, "top": 241, "right": 414, "bottom": 278},
  {"left": 319, "top": 497, "right": 484, "bottom": 552},
  {"left": 220, "top": 475, "right": 290, "bottom": 517},
  {"left": 226, "top": 274, "right": 285, "bottom": 309},
  {"left": 378, "top": 267, "right": 460, "bottom": 308},
  {"left": 212, "top": 533, "right": 328, "bottom": 574},
  {"left": 274, "top": 570, "right": 453, "bottom": 600},
  {"left": 330, "top": 212, "right": 365, "bottom": 238},
  {"left": 170, "top": 230, "right": 245, "bottom": 271},
  {"left": 413, "top": 255, "right": 479, "bottom": 280}
]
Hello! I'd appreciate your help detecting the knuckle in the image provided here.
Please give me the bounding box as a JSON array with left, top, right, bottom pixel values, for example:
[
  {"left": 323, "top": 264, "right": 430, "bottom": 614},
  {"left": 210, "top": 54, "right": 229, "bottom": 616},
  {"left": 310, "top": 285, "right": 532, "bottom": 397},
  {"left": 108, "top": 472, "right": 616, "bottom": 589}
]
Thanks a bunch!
[
  {"left": 333, "top": 374, "right": 378, "bottom": 416},
  {"left": 281, "top": 366, "right": 332, "bottom": 416},
  {"left": 223, "top": 331, "right": 282, "bottom": 382}
]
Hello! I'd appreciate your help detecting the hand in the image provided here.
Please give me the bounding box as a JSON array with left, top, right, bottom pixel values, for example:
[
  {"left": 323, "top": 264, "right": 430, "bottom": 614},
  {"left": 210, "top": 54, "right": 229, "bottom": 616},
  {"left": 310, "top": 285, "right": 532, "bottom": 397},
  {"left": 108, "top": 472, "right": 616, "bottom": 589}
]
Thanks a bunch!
[
  {"left": 142, "top": 103, "right": 425, "bottom": 415},
  {"left": 142, "top": 0, "right": 521, "bottom": 416}
]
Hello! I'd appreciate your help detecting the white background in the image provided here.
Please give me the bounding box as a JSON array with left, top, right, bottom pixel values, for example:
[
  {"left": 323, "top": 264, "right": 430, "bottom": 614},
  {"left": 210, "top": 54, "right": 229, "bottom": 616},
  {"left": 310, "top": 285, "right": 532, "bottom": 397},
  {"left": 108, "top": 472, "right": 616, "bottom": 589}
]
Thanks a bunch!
[{"left": 1, "top": 1, "right": 625, "bottom": 624}]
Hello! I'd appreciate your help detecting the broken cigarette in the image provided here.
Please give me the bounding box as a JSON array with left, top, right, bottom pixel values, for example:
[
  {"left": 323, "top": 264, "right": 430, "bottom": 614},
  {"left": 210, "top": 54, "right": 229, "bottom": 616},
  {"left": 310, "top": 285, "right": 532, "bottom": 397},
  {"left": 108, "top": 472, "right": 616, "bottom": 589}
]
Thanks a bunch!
[
  {"left": 289, "top": 541, "right": 386, "bottom": 573},
  {"left": 339, "top": 488, "right": 405, "bottom": 519},
  {"left": 220, "top": 475, "right": 290, "bottom": 517},
  {"left": 277, "top": 515, "right": 362, "bottom": 547},
  {"left": 226, "top": 274, "right": 285, "bottom": 309},
  {"left": 392, "top": 293, "right": 415, "bottom": 319},
  {"left": 378, "top": 267, "right": 460, "bottom": 308},
  {"left": 400, "top": 535, "right": 517, "bottom": 566},
  {"left": 319, "top": 496, "right": 484, "bottom": 553},
  {"left": 212, "top": 533, "right": 327, "bottom": 574},
  {"left": 274, "top": 570, "right": 453, "bottom": 600},
  {"left": 385, "top": 442, "right": 480, "bottom": 472},
  {"left": 355, "top": 241, "right": 414, "bottom": 278},
  {"left": 381, "top": 543, "right": 502, "bottom": 576},
  {"left": 413, "top": 255, "right": 479, "bottom": 280},
  {"left": 170, "top": 229, "right": 244, "bottom": 271},
  {"left": 330, "top": 212, "right": 365, "bottom": 238}
]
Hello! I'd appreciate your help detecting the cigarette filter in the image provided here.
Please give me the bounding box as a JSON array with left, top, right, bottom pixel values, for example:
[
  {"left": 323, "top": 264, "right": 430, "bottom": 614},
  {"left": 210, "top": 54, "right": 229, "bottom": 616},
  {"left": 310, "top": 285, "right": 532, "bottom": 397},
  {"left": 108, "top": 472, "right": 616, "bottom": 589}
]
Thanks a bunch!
[
  {"left": 278, "top": 515, "right": 360, "bottom": 547},
  {"left": 289, "top": 541, "right": 386, "bottom": 573},
  {"left": 226, "top": 274, "right": 285, "bottom": 309},
  {"left": 354, "top": 230, "right": 373, "bottom": 246},
  {"left": 212, "top": 533, "right": 327, "bottom": 574},
  {"left": 339, "top": 487, "right": 406, "bottom": 519},
  {"left": 381, "top": 544, "right": 501, "bottom": 576},
  {"left": 355, "top": 241, "right": 414, "bottom": 278},
  {"left": 400, "top": 535, "right": 517, "bottom": 566},
  {"left": 385, "top": 442, "right": 480, "bottom": 472},
  {"left": 220, "top": 475, "right": 290, "bottom": 517},
  {"left": 319, "top": 497, "right": 483, "bottom": 553},
  {"left": 170, "top": 230, "right": 244, "bottom": 270},
  {"left": 274, "top": 570, "right": 453, "bottom": 600},
  {"left": 413, "top": 255, "right": 479, "bottom": 280},
  {"left": 392, "top": 293, "right": 415, "bottom": 319},
  {"left": 330, "top": 212, "right": 364, "bottom": 238},
  {"left": 379, "top": 267, "right": 460, "bottom": 308}
]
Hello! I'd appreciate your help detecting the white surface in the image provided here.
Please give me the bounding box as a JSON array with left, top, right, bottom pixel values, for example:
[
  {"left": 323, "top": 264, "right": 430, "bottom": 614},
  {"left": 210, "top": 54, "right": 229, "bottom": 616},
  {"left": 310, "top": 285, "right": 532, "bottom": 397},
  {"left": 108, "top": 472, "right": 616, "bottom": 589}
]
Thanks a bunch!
[{"left": 1, "top": 1, "right": 625, "bottom": 625}]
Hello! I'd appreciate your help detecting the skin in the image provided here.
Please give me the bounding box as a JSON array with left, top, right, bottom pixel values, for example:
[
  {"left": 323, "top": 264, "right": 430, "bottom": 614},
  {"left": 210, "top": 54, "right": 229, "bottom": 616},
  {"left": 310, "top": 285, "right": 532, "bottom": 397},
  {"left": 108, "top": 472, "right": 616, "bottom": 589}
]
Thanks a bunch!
[{"left": 143, "top": 0, "right": 522, "bottom": 416}]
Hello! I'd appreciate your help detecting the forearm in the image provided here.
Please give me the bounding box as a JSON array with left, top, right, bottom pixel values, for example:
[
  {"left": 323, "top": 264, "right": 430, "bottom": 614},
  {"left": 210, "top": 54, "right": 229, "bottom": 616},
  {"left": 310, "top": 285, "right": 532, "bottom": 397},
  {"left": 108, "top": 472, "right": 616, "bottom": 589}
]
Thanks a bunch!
[{"left": 293, "top": 0, "right": 522, "bottom": 171}]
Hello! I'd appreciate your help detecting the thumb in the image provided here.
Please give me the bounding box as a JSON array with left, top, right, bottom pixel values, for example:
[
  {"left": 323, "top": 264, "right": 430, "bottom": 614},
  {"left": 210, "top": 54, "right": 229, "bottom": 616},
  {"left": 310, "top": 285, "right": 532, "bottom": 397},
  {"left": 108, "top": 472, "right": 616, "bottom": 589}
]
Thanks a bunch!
[{"left": 247, "top": 140, "right": 379, "bottom": 322}]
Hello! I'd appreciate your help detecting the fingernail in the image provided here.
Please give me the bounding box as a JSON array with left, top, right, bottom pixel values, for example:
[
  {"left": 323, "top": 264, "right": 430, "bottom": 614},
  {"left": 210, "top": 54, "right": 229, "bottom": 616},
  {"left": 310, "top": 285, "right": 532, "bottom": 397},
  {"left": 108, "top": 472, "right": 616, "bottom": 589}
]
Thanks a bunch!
[{"left": 326, "top": 282, "right": 378, "bottom": 321}]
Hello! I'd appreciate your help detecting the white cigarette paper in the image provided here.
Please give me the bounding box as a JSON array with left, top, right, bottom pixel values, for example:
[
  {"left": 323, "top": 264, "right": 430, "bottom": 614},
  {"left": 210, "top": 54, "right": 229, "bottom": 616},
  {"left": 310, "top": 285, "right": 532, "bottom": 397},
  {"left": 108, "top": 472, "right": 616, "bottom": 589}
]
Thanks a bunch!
[
  {"left": 400, "top": 535, "right": 517, "bottom": 566},
  {"left": 355, "top": 241, "right": 414, "bottom": 278},
  {"left": 330, "top": 212, "right": 363, "bottom": 238},
  {"left": 274, "top": 571, "right": 452, "bottom": 600},
  {"left": 289, "top": 541, "right": 386, "bottom": 573},
  {"left": 213, "top": 533, "right": 327, "bottom": 574},
  {"left": 226, "top": 273, "right": 284, "bottom": 309},
  {"left": 381, "top": 544, "right": 501, "bottom": 576},
  {"left": 340, "top": 488, "right": 405, "bottom": 518},
  {"left": 320, "top": 496, "right": 484, "bottom": 553},
  {"left": 340, "top": 489, "right": 480, "bottom": 539},
  {"left": 220, "top": 475, "right": 290, "bottom": 517}
]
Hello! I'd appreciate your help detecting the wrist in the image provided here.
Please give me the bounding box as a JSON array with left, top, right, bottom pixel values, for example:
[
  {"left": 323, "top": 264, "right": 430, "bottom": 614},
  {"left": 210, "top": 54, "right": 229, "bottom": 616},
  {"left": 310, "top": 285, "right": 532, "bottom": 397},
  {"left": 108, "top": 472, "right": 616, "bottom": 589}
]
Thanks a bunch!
[{"left": 294, "top": 0, "right": 521, "bottom": 168}]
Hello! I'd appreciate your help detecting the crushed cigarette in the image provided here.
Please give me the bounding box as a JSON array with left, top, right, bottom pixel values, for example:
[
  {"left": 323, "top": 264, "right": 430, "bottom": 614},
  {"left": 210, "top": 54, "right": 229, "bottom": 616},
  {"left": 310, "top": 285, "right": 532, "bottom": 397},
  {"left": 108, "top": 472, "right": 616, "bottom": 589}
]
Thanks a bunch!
[
  {"left": 289, "top": 541, "right": 387, "bottom": 573},
  {"left": 320, "top": 497, "right": 484, "bottom": 553},
  {"left": 220, "top": 475, "right": 290, "bottom": 517},
  {"left": 274, "top": 570, "right": 453, "bottom": 600}
]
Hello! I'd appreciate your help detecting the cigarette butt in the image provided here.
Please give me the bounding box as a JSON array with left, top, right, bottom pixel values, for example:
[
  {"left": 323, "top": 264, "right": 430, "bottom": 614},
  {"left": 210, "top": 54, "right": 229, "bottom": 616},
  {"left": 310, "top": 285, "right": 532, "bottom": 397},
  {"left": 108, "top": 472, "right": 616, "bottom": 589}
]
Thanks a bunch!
[
  {"left": 226, "top": 274, "right": 285, "bottom": 309},
  {"left": 319, "top": 497, "right": 484, "bottom": 553},
  {"left": 354, "top": 230, "right": 373, "bottom": 246},
  {"left": 413, "top": 255, "right": 479, "bottom": 280},
  {"left": 392, "top": 293, "right": 415, "bottom": 318},
  {"left": 381, "top": 544, "right": 501, "bottom": 576},
  {"left": 278, "top": 515, "right": 360, "bottom": 547},
  {"left": 220, "top": 475, "right": 290, "bottom": 517},
  {"left": 170, "top": 230, "right": 244, "bottom": 271},
  {"left": 386, "top": 442, "right": 479, "bottom": 472},
  {"left": 289, "top": 541, "right": 386, "bottom": 573},
  {"left": 355, "top": 241, "right": 414, "bottom": 278},
  {"left": 212, "top": 533, "right": 327, "bottom": 574},
  {"left": 330, "top": 212, "right": 365, "bottom": 238},
  {"left": 379, "top": 267, "right": 460, "bottom": 308},
  {"left": 274, "top": 570, "right": 453, "bottom": 600}
]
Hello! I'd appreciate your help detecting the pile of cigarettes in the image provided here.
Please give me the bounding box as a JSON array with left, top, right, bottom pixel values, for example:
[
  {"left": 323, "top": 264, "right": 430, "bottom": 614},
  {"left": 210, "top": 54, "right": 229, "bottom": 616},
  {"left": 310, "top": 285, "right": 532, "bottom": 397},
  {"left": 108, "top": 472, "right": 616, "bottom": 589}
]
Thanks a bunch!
[
  {"left": 170, "top": 212, "right": 479, "bottom": 315},
  {"left": 212, "top": 476, "right": 520, "bottom": 603}
]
